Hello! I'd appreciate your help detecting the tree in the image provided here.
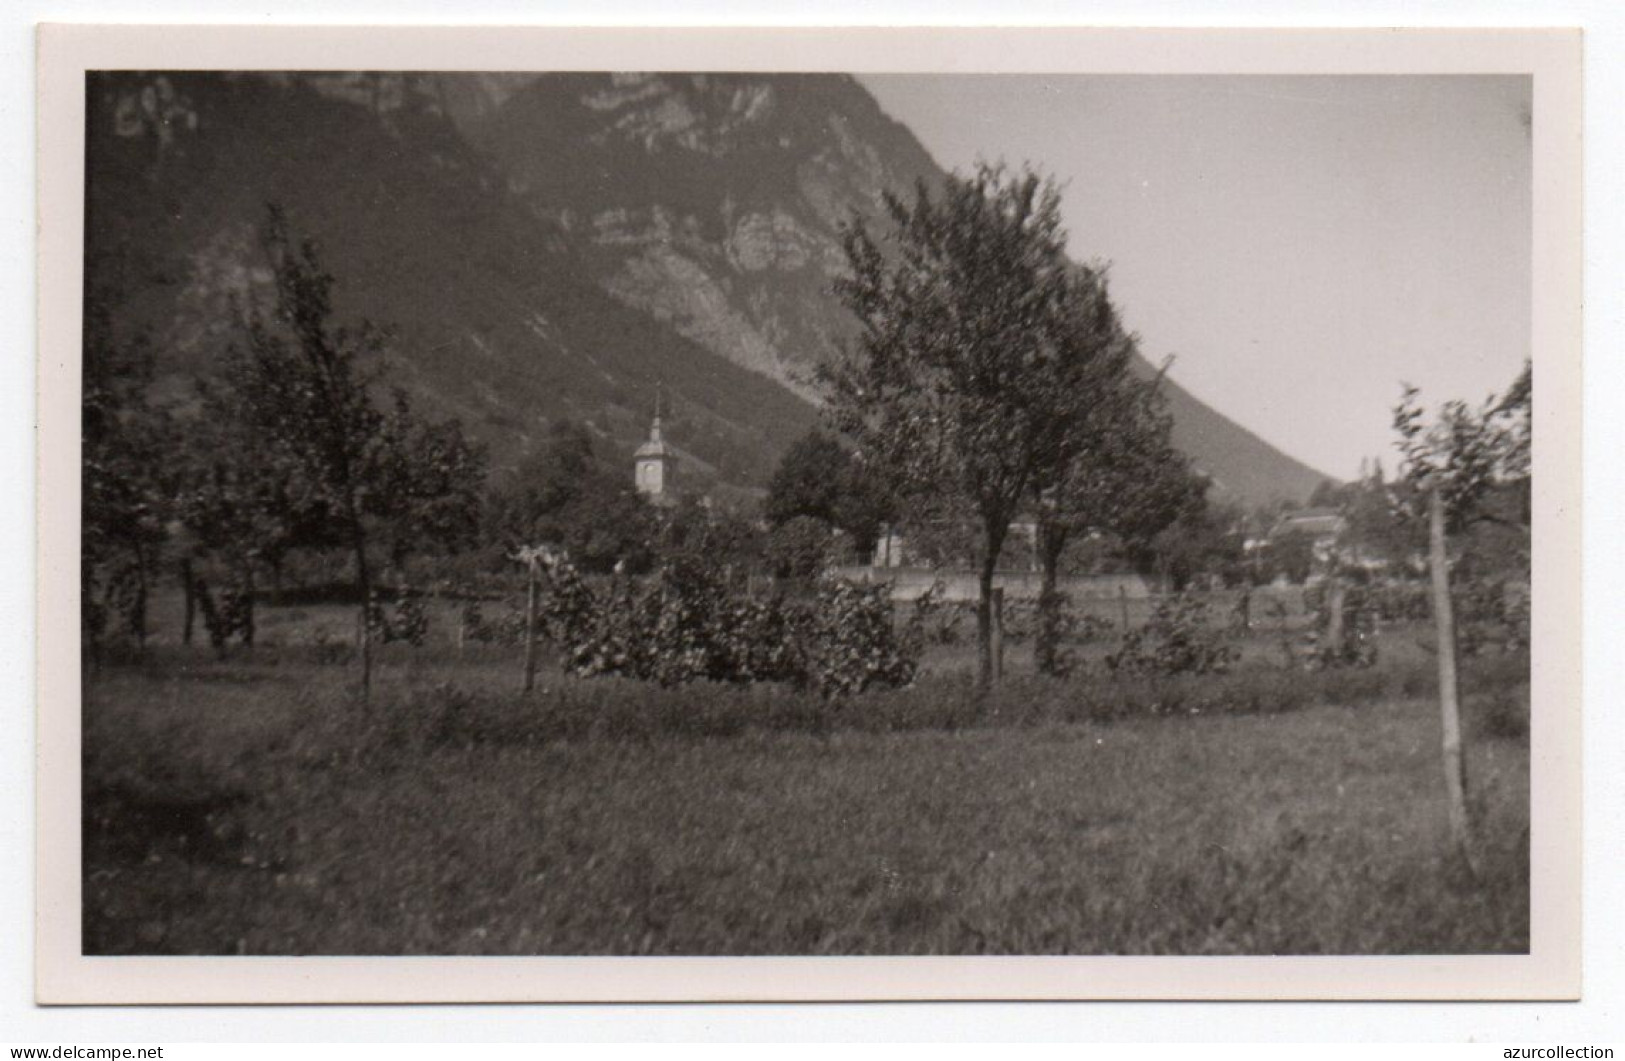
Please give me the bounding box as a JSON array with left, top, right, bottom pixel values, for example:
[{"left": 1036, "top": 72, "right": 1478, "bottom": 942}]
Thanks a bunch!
[
  {"left": 485, "top": 420, "right": 654, "bottom": 574},
  {"left": 825, "top": 163, "right": 1126, "bottom": 689},
  {"left": 1031, "top": 355, "right": 1200, "bottom": 675},
  {"left": 765, "top": 515, "right": 838, "bottom": 580},
  {"left": 81, "top": 294, "right": 174, "bottom": 658},
  {"left": 226, "top": 205, "right": 486, "bottom": 697},
  {"left": 173, "top": 384, "right": 306, "bottom": 651},
  {"left": 1392, "top": 361, "right": 1532, "bottom": 871},
  {"left": 764, "top": 428, "right": 895, "bottom": 562}
]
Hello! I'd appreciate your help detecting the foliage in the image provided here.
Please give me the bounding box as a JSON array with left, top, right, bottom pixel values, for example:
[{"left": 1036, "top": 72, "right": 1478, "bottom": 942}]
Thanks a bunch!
[
  {"left": 222, "top": 205, "right": 486, "bottom": 688},
  {"left": 765, "top": 515, "right": 839, "bottom": 580},
  {"left": 1146, "top": 497, "right": 1249, "bottom": 591},
  {"left": 798, "top": 579, "right": 920, "bottom": 699},
  {"left": 1393, "top": 362, "right": 1532, "bottom": 538},
  {"left": 484, "top": 420, "right": 656, "bottom": 574},
  {"left": 523, "top": 549, "right": 919, "bottom": 697},
  {"left": 81, "top": 291, "right": 174, "bottom": 650},
  {"left": 1254, "top": 530, "right": 1317, "bottom": 585},
  {"left": 1105, "top": 594, "right": 1239, "bottom": 676},
  {"left": 764, "top": 429, "right": 894, "bottom": 560},
  {"left": 1031, "top": 356, "right": 1201, "bottom": 672},
  {"left": 367, "top": 592, "right": 429, "bottom": 647},
  {"left": 1453, "top": 577, "right": 1531, "bottom": 657},
  {"left": 458, "top": 600, "right": 527, "bottom": 647},
  {"left": 1296, "top": 581, "right": 1380, "bottom": 671},
  {"left": 825, "top": 162, "right": 1138, "bottom": 687}
]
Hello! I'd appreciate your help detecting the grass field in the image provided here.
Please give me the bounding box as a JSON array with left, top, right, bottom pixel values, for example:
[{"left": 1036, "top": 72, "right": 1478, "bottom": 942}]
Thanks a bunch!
[{"left": 81, "top": 596, "right": 1530, "bottom": 956}]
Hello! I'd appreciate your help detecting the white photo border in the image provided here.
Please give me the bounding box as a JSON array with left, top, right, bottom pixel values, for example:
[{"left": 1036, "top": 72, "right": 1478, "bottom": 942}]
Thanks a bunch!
[{"left": 34, "top": 23, "right": 1584, "bottom": 1004}]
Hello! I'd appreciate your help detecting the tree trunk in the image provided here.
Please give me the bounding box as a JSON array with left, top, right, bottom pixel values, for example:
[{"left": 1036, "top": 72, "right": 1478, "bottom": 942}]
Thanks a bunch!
[
  {"left": 241, "top": 561, "right": 256, "bottom": 648},
  {"left": 133, "top": 544, "right": 148, "bottom": 658},
  {"left": 180, "top": 556, "right": 195, "bottom": 646},
  {"left": 990, "top": 586, "right": 1005, "bottom": 685},
  {"left": 353, "top": 528, "right": 373, "bottom": 703},
  {"left": 1428, "top": 486, "right": 1473, "bottom": 872},
  {"left": 1035, "top": 521, "right": 1069, "bottom": 676},
  {"left": 1325, "top": 575, "right": 1345, "bottom": 662},
  {"left": 523, "top": 558, "right": 539, "bottom": 693},
  {"left": 975, "top": 552, "right": 997, "bottom": 692}
]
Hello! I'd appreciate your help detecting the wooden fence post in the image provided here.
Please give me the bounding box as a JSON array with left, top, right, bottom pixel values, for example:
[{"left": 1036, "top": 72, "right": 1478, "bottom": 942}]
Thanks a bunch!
[
  {"left": 990, "top": 587, "right": 1005, "bottom": 684},
  {"left": 1325, "top": 575, "right": 1346, "bottom": 658},
  {"left": 523, "top": 555, "right": 540, "bottom": 694},
  {"left": 180, "top": 556, "right": 196, "bottom": 647}
]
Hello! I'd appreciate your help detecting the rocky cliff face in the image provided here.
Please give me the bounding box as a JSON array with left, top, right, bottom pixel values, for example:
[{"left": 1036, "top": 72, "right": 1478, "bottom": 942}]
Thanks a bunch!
[
  {"left": 451, "top": 72, "right": 941, "bottom": 396},
  {"left": 84, "top": 70, "right": 1329, "bottom": 505}
]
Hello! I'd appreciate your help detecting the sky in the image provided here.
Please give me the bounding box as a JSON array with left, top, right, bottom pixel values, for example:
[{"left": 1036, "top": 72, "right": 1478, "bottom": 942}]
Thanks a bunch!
[{"left": 858, "top": 75, "right": 1532, "bottom": 482}]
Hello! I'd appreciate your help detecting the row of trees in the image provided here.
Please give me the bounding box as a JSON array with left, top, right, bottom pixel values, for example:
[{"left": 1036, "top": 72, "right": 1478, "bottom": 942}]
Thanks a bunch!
[
  {"left": 84, "top": 207, "right": 487, "bottom": 696},
  {"left": 817, "top": 164, "right": 1201, "bottom": 687}
]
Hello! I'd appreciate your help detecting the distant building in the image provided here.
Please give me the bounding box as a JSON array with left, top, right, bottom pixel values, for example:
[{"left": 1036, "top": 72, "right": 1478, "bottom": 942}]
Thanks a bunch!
[
  {"left": 1268, "top": 507, "right": 1346, "bottom": 562},
  {"left": 633, "top": 406, "right": 678, "bottom": 507}
]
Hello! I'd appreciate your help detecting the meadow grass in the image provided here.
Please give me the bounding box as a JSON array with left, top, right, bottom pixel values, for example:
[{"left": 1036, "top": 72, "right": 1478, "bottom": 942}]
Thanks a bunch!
[{"left": 82, "top": 602, "right": 1529, "bottom": 956}]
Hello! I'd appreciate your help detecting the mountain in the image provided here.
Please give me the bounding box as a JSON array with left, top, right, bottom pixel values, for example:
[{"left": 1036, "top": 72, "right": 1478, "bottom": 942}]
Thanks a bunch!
[{"left": 84, "top": 71, "right": 1331, "bottom": 507}]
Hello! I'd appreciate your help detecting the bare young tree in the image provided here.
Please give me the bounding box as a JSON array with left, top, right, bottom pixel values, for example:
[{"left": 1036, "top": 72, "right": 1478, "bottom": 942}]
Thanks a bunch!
[
  {"left": 1393, "top": 360, "right": 1532, "bottom": 870},
  {"left": 226, "top": 205, "right": 485, "bottom": 700}
]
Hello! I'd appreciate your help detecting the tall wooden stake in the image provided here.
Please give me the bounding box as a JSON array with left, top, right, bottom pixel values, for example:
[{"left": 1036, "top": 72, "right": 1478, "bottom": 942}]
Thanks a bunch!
[
  {"left": 990, "top": 587, "right": 1005, "bottom": 684},
  {"left": 180, "top": 556, "right": 196, "bottom": 647},
  {"left": 523, "top": 556, "right": 540, "bottom": 694},
  {"left": 1325, "top": 575, "right": 1346, "bottom": 658},
  {"left": 1429, "top": 485, "right": 1473, "bottom": 872}
]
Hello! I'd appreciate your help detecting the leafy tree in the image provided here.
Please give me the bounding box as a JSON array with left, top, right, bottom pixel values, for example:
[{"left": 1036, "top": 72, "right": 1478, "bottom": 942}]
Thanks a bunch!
[
  {"left": 652, "top": 494, "right": 765, "bottom": 585},
  {"left": 1260, "top": 529, "right": 1317, "bottom": 585},
  {"left": 226, "top": 206, "right": 486, "bottom": 697},
  {"left": 1139, "top": 489, "right": 1243, "bottom": 591},
  {"left": 486, "top": 420, "right": 654, "bottom": 574},
  {"left": 173, "top": 385, "right": 303, "bottom": 649},
  {"left": 1391, "top": 360, "right": 1532, "bottom": 871},
  {"left": 764, "top": 428, "right": 894, "bottom": 560},
  {"left": 825, "top": 163, "right": 1129, "bottom": 688},
  {"left": 765, "top": 515, "right": 838, "bottom": 580},
  {"left": 1337, "top": 459, "right": 1422, "bottom": 574},
  {"left": 81, "top": 295, "right": 174, "bottom": 657},
  {"left": 373, "top": 390, "right": 487, "bottom": 574},
  {"left": 1031, "top": 356, "right": 1200, "bottom": 674}
]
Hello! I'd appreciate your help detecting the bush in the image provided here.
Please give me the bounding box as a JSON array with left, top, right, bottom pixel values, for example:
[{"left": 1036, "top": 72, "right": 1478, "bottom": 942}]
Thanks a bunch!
[
  {"left": 530, "top": 551, "right": 921, "bottom": 697},
  {"left": 801, "top": 578, "right": 918, "bottom": 699},
  {"left": 1105, "top": 594, "right": 1238, "bottom": 676},
  {"left": 1292, "top": 581, "right": 1379, "bottom": 671},
  {"left": 907, "top": 586, "right": 968, "bottom": 646}
]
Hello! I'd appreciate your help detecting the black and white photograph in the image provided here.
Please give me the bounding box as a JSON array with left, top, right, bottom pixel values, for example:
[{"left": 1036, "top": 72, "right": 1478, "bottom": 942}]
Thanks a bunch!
[{"left": 34, "top": 24, "right": 1584, "bottom": 1004}]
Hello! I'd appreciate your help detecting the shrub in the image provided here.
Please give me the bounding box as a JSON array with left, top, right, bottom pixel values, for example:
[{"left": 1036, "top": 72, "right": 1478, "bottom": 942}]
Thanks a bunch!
[
  {"left": 802, "top": 578, "right": 918, "bottom": 699},
  {"left": 1456, "top": 577, "right": 1531, "bottom": 656},
  {"left": 907, "top": 586, "right": 968, "bottom": 646},
  {"left": 532, "top": 551, "right": 921, "bottom": 697},
  {"left": 1104, "top": 594, "right": 1238, "bottom": 676},
  {"left": 1294, "top": 582, "right": 1379, "bottom": 671}
]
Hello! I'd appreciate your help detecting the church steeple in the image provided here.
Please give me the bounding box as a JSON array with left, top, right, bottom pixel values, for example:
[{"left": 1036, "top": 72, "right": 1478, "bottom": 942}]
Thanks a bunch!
[{"left": 634, "top": 383, "right": 677, "bottom": 505}]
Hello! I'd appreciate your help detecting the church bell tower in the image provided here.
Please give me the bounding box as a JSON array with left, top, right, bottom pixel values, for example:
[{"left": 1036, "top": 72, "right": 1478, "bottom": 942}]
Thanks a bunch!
[{"left": 634, "top": 386, "right": 677, "bottom": 506}]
